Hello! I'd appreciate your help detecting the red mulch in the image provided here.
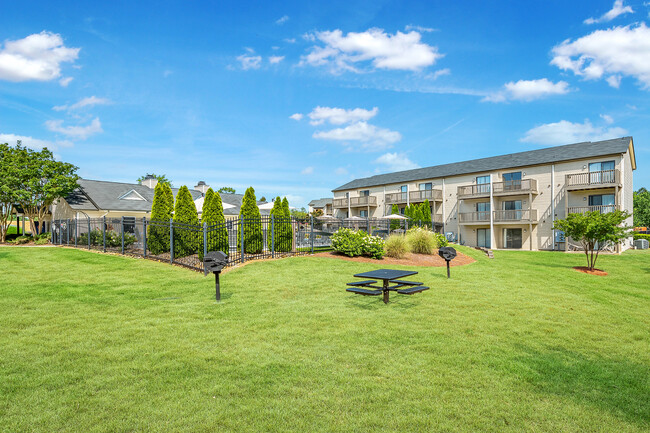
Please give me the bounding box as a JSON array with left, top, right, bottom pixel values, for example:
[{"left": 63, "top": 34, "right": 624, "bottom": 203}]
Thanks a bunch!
[
  {"left": 312, "top": 250, "right": 475, "bottom": 267},
  {"left": 573, "top": 266, "right": 608, "bottom": 276}
]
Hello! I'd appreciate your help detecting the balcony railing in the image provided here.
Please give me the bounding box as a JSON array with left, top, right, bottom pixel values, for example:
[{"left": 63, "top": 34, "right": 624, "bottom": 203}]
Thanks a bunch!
[
  {"left": 459, "top": 211, "right": 491, "bottom": 223},
  {"left": 409, "top": 189, "right": 442, "bottom": 202},
  {"left": 492, "top": 179, "right": 537, "bottom": 196},
  {"left": 566, "top": 169, "right": 619, "bottom": 190},
  {"left": 568, "top": 205, "right": 619, "bottom": 214},
  {"left": 385, "top": 192, "right": 408, "bottom": 205},
  {"left": 333, "top": 196, "right": 378, "bottom": 208},
  {"left": 457, "top": 184, "right": 491, "bottom": 199},
  {"left": 433, "top": 214, "right": 443, "bottom": 224},
  {"left": 493, "top": 209, "right": 537, "bottom": 223}
]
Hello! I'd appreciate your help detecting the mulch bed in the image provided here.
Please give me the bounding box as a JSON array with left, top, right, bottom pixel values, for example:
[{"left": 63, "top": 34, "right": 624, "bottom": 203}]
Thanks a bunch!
[
  {"left": 312, "top": 250, "right": 475, "bottom": 267},
  {"left": 573, "top": 266, "right": 608, "bottom": 276}
]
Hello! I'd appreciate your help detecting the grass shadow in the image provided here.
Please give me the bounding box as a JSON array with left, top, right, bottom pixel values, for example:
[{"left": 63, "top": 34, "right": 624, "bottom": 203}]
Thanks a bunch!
[{"left": 509, "top": 345, "right": 650, "bottom": 428}]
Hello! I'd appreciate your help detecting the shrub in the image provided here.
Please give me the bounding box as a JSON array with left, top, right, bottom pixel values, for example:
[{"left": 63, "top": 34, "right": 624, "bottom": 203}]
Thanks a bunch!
[
  {"left": 35, "top": 236, "right": 50, "bottom": 245},
  {"left": 11, "top": 235, "right": 32, "bottom": 245},
  {"left": 281, "top": 197, "right": 293, "bottom": 251},
  {"left": 79, "top": 229, "right": 136, "bottom": 248},
  {"left": 332, "top": 228, "right": 385, "bottom": 259},
  {"left": 148, "top": 183, "right": 172, "bottom": 254},
  {"left": 433, "top": 232, "right": 449, "bottom": 248},
  {"left": 384, "top": 234, "right": 408, "bottom": 258},
  {"left": 363, "top": 235, "right": 385, "bottom": 259},
  {"left": 268, "top": 196, "right": 291, "bottom": 252},
  {"left": 200, "top": 188, "right": 229, "bottom": 260},
  {"left": 406, "top": 227, "right": 436, "bottom": 255},
  {"left": 237, "top": 187, "right": 263, "bottom": 254},
  {"left": 173, "top": 186, "right": 200, "bottom": 258},
  {"left": 633, "top": 233, "right": 650, "bottom": 241},
  {"left": 37, "top": 232, "right": 51, "bottom": 240},
  {"left": 390, "top": 204, "right": 401, "bottom": 230}
]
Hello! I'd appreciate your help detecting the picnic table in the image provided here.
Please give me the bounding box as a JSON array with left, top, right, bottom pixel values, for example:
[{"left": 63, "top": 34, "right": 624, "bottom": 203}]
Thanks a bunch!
[{"left": 346, "top": 269, "right": 429, "bottom": 304}]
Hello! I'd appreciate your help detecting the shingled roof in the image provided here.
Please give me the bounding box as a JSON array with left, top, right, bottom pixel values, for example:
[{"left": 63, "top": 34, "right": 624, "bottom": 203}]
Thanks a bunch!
[
  {"left": 308, "top": 198, "right": 333, "bottom": 208},
  {"left": 333, "top": 137, "right": 635, "bottom": 192}
]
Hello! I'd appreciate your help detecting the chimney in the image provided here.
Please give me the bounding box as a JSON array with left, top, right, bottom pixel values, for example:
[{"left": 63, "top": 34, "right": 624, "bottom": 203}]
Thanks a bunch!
[
  {"left": 141, "top": 174, "right": 158, "bottom": 189},
  {"left": 194, "top": 181, "right": 209, "bottom": 194}
]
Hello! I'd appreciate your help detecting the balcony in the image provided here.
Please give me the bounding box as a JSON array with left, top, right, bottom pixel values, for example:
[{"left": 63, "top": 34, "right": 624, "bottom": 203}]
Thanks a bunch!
[
  {"left": 566, "top": 169, "right": 620, "bottom": 191},
  {"left": 385, "top": 192, "right": 408, "bottom": 205},
  {"left": 332, "top": 196, "right": 378, "bottom": 209},
  {"left": 433, "top": 214, "right": 443, "bottom": 224},
  {"left": 457, "top": 184, "right": 491, "bottom": 199},
  {"left": 409, "top": 189, "right": 442, "bottom": 203},
  {"left": 492, "top": 179, "right": 538, "bottom": 196},
  {"left": 459, "top": 211, "right": 491, "bottom": 224},
  {"left": 568, "top": 204, "right": 619, "bottom": 214},
  {"left": 493, "top": 209, "right": 537, "bottom": 223}
]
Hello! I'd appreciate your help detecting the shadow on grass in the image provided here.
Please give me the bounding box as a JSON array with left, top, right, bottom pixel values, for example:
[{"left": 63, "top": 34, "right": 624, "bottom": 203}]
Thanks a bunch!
[
  {"left": 345, "top": 293, "right": 421, "bottom": 310},
  {"left": 510, "top": 345, "right": 650, "bottom": 428}
]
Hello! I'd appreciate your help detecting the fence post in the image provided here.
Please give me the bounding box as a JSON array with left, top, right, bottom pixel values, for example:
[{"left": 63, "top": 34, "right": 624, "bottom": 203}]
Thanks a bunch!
[
  {"left": 50, "top": 219, "right": 54, "bottom": 244},
  {"left": 367, "top": 217, "right": 371, "bottom": 236},
  {"left": 169, "top": 218, "right": 174, "bottom": 264},
  {"left": 203, "top": 222, "right": 208, "bottom": 259},
  {"left": 74, "top": 217, "right": 78, "bottom": 247},
  {"left": 271, "top": 215, "right": 275, "bottom": 258},
  {"left": 143, "top": 218, "right": 147, "bottom": 257},
  {"left": 66, "top": 219, "right": 70, "bottom": 245},
  {"left": 87, "top": 217, "right": 91, "bottom": 249},
  {"left": 310, "top": 215, "right": 314, "bottom": 254},
  {"left": 240, "top": 215, "right": 245, "bottom": 263},
  {"left": 121, "top": 216, "right": 125, "bottom": 254},
  {"left": 102, "top": 216, "right": 106, "bottom": 252}
]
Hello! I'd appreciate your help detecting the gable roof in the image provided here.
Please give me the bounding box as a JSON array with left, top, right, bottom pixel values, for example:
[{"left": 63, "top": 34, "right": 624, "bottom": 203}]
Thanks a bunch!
[
  {"left": 333, "top": 136, "right": 634, "bottom": 192},
  {"left": 309, "top": 198, "right": 333, "bottom": 207}
]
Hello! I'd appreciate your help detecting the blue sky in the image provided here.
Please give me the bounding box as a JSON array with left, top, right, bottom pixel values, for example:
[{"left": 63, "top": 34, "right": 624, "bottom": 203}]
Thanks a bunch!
[{"left": 1, "top": 0, "right": 648, "bottom": 208}]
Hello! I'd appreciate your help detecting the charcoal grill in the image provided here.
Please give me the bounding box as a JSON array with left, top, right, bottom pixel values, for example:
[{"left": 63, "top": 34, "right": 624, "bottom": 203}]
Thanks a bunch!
[
  {"left": 204, "top": 251, "right": 228, "bottom": 301},
  {"left": 438, "top": 246, "right": 457, "bottom": 278}
]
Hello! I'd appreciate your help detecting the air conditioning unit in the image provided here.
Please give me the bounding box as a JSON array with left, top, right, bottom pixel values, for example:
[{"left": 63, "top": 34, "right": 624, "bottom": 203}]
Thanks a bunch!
[{"left": 635, "top": 239, "right": 649, "bottom": 250}]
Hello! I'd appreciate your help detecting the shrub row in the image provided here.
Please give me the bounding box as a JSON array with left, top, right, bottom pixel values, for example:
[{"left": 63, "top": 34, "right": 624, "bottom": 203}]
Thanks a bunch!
[
  {"left": 79, "top": 229, "right": 137, "bottom": 248},
  {"left": 634, "top": 233, "right": 650, "bottom": 241},
  {"left": 331, "top": 228, "right": 385, "bottom": 259}
]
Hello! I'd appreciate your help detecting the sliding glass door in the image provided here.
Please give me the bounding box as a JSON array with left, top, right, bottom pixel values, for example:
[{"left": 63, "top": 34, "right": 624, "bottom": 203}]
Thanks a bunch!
[{"left": 477, "top": 228, "right": 490, "bottom": 248}]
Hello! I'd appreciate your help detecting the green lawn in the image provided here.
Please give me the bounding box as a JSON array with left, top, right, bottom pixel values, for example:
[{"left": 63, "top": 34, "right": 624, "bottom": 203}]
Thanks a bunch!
[{"left": 0, "top": 246, "right": 648, "bottom": 432}]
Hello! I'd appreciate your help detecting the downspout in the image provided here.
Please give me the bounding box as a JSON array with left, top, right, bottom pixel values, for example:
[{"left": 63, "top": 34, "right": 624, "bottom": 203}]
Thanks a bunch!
[
  {"left": 442, "top": 178, "right": 446, "bottom": 235},
  {"left": 489, "top": 174, "right": 495, "bottom": 249},
  {"left": 551, "top": 164, "right": 555, "bottom": 250}
]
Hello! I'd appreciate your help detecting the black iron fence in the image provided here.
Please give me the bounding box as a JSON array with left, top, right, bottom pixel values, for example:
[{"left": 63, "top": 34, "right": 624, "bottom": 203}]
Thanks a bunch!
[{"left": 51, "top": 216, "right": 428, "bottom": 272}]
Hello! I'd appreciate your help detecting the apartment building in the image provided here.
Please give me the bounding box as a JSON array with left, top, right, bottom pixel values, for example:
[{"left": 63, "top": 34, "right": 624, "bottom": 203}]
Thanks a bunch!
[
  {"left": 308, "top": 198, "right": 333, "bottom": 216},
  {"left": 332, "top": 137, "right": 636, "bottom": 252}
]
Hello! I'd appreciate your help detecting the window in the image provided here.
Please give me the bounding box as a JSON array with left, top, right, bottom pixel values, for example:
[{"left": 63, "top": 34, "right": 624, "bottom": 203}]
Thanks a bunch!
[
  {"left": 589, "top": 194, "right": 615, "bottom": 212},
  {"left": 399, "top": 207, "right": 405, "bottom": 215},
  {"left": 400, "top": 185, "right": 408, "bottom": 201},
  {"left": 589, "top": 160, "right": 615, "bottom": 183},
  {"left": 419, "top": 183, "right": 432, "bottom": 190},
  {"left": 503, "top": 200, "right": 522, "bottom": 220},
  {"left": 476, "top": 175, "right": 490, "bottom": 193},
  {"left": 359, "top": 210, "right": 368, "bottom": 218},
  {"left": 359, "top": 190, "right": 370, "bottom": 196},
  {"left": 502, "top": 172, "right": 522, "bottom": 191},
  {"left": 504, "top": 228, "right": 522, "bottom": 249},
  {"left": 476, "top": 202, "right": 490, "bottom": 221}
]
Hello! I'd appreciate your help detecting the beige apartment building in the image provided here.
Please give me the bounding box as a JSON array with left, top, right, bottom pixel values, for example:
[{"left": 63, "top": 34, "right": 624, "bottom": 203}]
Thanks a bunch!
[{"left": 332, "top": 137, "right": 636, "bottom": 252}]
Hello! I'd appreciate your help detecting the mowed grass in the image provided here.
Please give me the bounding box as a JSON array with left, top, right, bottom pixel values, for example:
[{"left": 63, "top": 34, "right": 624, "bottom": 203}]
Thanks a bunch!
[{"left": 0, "top": 246, "right": 648, "bottom": 432}]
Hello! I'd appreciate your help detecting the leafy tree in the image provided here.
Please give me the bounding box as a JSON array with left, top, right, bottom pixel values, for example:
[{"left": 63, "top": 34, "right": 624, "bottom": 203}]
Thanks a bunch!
[
  {"left": 237, "top": 187, "right": 263, "bottom": 254},
  {"left": 148, "top": 183, "right": 172, "bottom": 254},
  {"left": 259, "top": 196, "right": 267, "bottom": 202},
  {"left": 268, "top": 197, "right": 285, "bottom": 252},
  {"left": 310, "top": 208, "right": 324, "bottom": 217},
  {"left": 290, "top": 206, "right": 308, "bottom": 219},
  {"left": 421, "top": 200, "right": 432, "bottom": 229},
  {"left": 0, "top": 143, "right": 18, "bottom": 243},
  {"left": 390, "top": 204, "right": 400, "bottom": 231},
  {"left": 281, "top": 197, "right": 293, "bottom": 251},
  {"left": 173, "top": 186, "right": 199, "bottom": 257},
  {"left": 12, "top": 145, "right": 79, "bottom": 236},
  {"left": 137, "top": 173, "right": 171, "bottom": 187},
  {"left": 201, "top": 188, "right": 228, "bottom": 259},
  {"left": 218, "top": 187, "right": 236, "bottom": 194},
  {"left": 633, "top": 187, "right": 650, "bottom": 228},
  {"left": 553, "top": 210, "right": 631, "bottom": 271}
]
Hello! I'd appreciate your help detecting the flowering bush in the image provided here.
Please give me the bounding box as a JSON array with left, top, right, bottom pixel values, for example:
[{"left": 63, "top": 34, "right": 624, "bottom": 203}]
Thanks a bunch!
[{"left": 331, "top": 228, "right": 385, "bottom": 259}]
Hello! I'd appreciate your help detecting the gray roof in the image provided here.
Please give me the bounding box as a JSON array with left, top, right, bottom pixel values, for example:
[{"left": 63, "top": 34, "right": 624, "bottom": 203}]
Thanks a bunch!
[
  {"left": 308, "top": 198, "right": 333, "bottom": 207},
  {"left": 333, "top": 136, "right": 634, "bottom": 191},
  {"left": 65, "top": 179, "right": 269, "bottom": 215}
]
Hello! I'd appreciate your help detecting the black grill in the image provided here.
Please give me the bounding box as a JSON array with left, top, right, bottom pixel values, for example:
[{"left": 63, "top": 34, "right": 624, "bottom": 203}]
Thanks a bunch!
[
  {"left": 204, "top": 251, "right": 228, "bottom": 301},
  {"left": 438, "top": 247, "right": 457, "bottom": 278}
]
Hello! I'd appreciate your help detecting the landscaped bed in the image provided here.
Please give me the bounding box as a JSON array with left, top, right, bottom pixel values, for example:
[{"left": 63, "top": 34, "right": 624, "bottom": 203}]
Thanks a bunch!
[
  {"left": 1, "top": 246, "right": 648, "bottom": 432},
  {"left": 313, "top": 249, "right": 475, "bottom": 266}
]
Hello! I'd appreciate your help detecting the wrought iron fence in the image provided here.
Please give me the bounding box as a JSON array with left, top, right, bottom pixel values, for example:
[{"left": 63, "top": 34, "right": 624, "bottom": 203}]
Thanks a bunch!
[{"left": 51, "top": 216, "right": 433, "bottom": 272}]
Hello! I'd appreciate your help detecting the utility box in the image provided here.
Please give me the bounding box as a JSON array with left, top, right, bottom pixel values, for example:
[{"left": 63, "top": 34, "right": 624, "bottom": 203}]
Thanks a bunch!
[{"left": 634, "top": 239, "right": 649, "bottom": 250}]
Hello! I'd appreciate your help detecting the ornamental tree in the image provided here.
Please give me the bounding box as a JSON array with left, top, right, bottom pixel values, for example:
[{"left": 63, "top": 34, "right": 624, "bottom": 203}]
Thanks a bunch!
[
  {"left": 390, "top": 204, "right": 400, "bottom": 231},
  {"left": 200, "top": 188, "right": 228, "bottom": 259},
  {"left": 0, "top": 143, "right": 18, "bottom": 243},
  {"left": 633, "top": 188, "right": 650, "bottom": 228},
  {"left": 148, "top": 182, "right": 172, "bottom": 254},
  {"left": 553, "top": 210, "right": 632, "bottom": 271},
  {"left": 281, "top": 196, "right": 293, "bottom": 252},
  {"left": 421, "top": 200, "right": 432, "bottom": 229},
  {"left": 237, "top": 187, "right": 263, "bottom": 254},
  {"left": 173, "top": 186, "right": 199, "bottom": 257},
  {"left": 268, "top": 196, "right": 283, "bottom": 252}
]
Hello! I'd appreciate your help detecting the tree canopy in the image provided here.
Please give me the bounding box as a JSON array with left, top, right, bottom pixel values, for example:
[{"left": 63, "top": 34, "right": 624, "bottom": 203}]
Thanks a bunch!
[
  {"left": 633, "top": 187, "right": 650, "bottom": 228},
  {"left": 137, "top": 173, "right": 171, "bottom": 187},
  {"left": 218, "top": 187, "right": 236, "bottom": 194}
]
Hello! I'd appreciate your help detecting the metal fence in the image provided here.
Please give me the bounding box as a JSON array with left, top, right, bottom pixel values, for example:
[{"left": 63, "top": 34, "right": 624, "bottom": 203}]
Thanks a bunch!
[{"left": 51, "top": 216, "right": 428, "bottom": 272}]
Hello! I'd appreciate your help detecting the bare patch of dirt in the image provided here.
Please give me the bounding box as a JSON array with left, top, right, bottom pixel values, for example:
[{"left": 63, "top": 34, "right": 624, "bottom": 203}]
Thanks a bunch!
[
  {"left": 312, "top": 250, "right": 475, "bottom": 267},
  {"left": 573, "top": 266, "right": 608, "bottom": 276}
]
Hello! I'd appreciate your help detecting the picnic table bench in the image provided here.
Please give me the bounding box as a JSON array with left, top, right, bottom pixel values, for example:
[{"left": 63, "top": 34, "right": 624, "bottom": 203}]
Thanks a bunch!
[{"left": 345, "top": 269, "right": 429, "bottom": 304}]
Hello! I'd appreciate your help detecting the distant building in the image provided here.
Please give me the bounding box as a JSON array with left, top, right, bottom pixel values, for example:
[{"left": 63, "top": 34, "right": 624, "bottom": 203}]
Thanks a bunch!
[{"left": 308, "top": 198, "right": 333, "bottom": 216}]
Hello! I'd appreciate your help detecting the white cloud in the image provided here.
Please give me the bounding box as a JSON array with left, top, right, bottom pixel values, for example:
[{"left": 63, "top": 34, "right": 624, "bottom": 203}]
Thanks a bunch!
[
  {"left": 284, "top": 38, "right": 296, "bottom": 44},
  {"left": 606, "top": 74, "right": 622, "bottom": 88},
  {"left": 551, "top": 23, "right": 650, "bottom": 88},
  {"left": 276, "top": 15, "right": 289, "bottom": 25},
  {"left": 374, "top": 152, "right": 419, "bottom": 171},
  {"left": 313, "top": 121, "right": 401, "bottom": 150},
  {"left": 584, "top": 0, "right": 634, "bottom": 24},
  {"left": 53, "top": 96, "right": 111, "bottom": 112},
  {"left": 59, "top": 76, "right": 73, "bottom": 87},
  {"left": 301, "top": 28, "right": 442, "bottom": 73},
  {"left": 0, "top": 133, "right": 73, "bottom": 151},
  {"left": 301, "top": 166, "right": 314, "bottom": 175},
  {"left": 236, "top": 53, "right": 262, "bottom": 70},
  {"left": 307, "top": 106, "right": 378, "bottom": 125},
  {"left": 335, "top": 167, "right": 348, "bottom": 175},
  {"left": 0, "top": 31, "right": 80, "bottom": 82},
  {"left": 289, "top": 113, "right": 303, "bottom": 121},
  {"left": 269, "top": 55, "right": 285, "bottom": 64},
  {"left": 424, "top": 68, "right": 450, "bottom": 80},
  {"left": 600, "top": 114, "right": 614, "bottom": 124},
  {"left": 483, "top": 78, "right": 570, "bottom": 102},
  {"left": 45, "top": 117, "right": 103, "bottom": 139},
  {"left": 405, "top": 25, "right": 436, "bottom": 33},
  {"left": 520, "top": 119, "right": 627, "bottom": 145}
]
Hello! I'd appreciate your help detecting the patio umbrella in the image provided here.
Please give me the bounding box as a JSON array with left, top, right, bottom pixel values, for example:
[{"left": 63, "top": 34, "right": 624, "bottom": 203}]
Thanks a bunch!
[{"left": 381, "top": 214, "right": 408, "bottom": 220}]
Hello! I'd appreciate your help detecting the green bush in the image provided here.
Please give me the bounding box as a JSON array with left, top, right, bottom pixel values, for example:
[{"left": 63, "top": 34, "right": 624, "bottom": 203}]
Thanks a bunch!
[
  {"left": 237, "top": 187, "right": 263, "bottom": 254},
  {"left": 406, "top": 227, "right": 436, "bottom": 255},
  {"left": 148, "top": 183, "right": 172, "bottom": 254},
  {"left": 173, "top": 186, "right": 200, "bottom": 258},
  {"left": 37, "top": 232, "right": 51, "bottom": 241},
  {"left": 385, "top": 234, "right": 408, "bottom": 258},
  {"left": 268, "top": 197, "right": 291, "bottom": 252},
  {"left": 200, "top": 188, "right": 229, "bottom": 260},
  {"left": 363, "top": 235, "right": 385, "bottom": 259},
  {"left": 11, "top": 235, "right": 32, "bottom": 245},
  {"left": 79, "top": 229, "right": 136, "bottom": 248},
  {"left": 433, "top": 232, "right": 449, "bottom": 248},
  {"left": 332, "top": 228, "right": 384, "bottom": 259},
  {"left": 633, "top": 233, "right": 650, "bottom": 241},
  {"left": 390, "top": 204, "right": 401, "bottom": 230},
  {"left": 35, "top": 236, "right": 50, "bottom": 245}
]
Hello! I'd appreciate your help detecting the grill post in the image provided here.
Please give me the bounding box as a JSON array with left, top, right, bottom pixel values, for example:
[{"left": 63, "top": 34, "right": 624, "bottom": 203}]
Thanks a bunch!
[
  {"left": 143, "top": 218, "right": 147, "bottom": 257},
  {"left": 169, "top": 218, "right": 174, "bottom": 264},
  {"left": 121, "top": 216, "right": 125, "bottom": 254},
  {"left": 271, "top": 215, "right": 275, "bottom": 258},
  {"left": 102, "top": 216, "right": 106, "bottom": 252},
  {"left": 87, "top": 217, "right": 91, "bottom": 249},
  {"left": 310, "top": 215, "right": 314, "bottom": 254},
  {"left": 240, "top": 215, "right": 245, "bottom": 263},
  {"left": 215, "top": 272, "right": 221, "bottom": 302}
]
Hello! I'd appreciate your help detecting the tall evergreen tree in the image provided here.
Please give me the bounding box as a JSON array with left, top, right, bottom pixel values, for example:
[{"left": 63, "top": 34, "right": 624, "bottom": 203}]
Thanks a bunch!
[
  {"left": 198, "top": 188, "right": 215, "bottom": 260},
  {"left": 173, "top": 186, "right": 199, "bottom": 257},
  {"left": 237, "top": 187, "right": 263, "bottom": 254},
  {"left": 281, "top": 196, "right": 293, "bottom": 252},
  {"left": 268, "top": 196, "right": 284, "bottom": 252},
  {"left": 148, "top": 182, "right": 171, "bottom": 254},
  {"left": 421, "top": 200, "right": 432, "bottom": 229},
  {"left": 163, "top": 183, "right": 174, "bottom": 215},
  {"left": 390, "top": 204, "right": 400, "bottom": 231},
  {"left": 212, "top": 190, "right": 229, "bottom": 254}
]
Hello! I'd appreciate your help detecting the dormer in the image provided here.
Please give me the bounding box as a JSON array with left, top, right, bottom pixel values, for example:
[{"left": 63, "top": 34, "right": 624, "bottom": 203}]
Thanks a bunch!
[{"left": 118, "top": 189, "right": 147, "bottom": 201}]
